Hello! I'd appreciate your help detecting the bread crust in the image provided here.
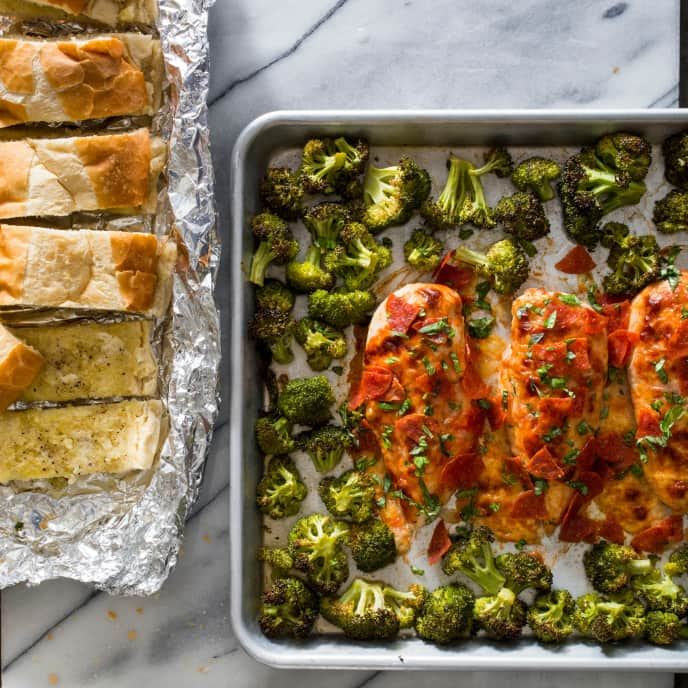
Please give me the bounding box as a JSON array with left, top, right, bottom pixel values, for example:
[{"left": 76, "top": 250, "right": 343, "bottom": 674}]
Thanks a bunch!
[
  {"left": 0, "top": 0, "right": 158, "bottom": 25},
  {"left": 0, "top": 322, "right": 43, "bottom": 412}
]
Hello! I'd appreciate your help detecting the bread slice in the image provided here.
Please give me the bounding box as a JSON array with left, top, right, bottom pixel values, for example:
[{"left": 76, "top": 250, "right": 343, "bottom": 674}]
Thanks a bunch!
[
  {"left": 0, "top": 35, "right": 163, "bottom": 127},
  {"left": 11, "top": 320, "right": 157, "bottom": 402},
  {"left": 0, "top": 225, "right": 176, "bottom": 316},
  {"left": 0, "top": 128, "right": 165, "bottom": 218},
  {"left": 0, "top": 0, "right": 157, "bottom": 25},
  {"left": 0, "top": 321, "right": 43, "bottom": 411},
  {"left": 0, "top": 398, "right": 163, "bottom": 482}
]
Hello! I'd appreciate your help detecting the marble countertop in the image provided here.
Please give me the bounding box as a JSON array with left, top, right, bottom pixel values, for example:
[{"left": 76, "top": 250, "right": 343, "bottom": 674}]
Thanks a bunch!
[{"left": 0, "top": 0, "right": 683, "bottom": 686}]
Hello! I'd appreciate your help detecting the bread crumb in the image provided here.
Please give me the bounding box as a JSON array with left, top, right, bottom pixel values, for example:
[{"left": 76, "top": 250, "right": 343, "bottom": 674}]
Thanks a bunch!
[
  {"left": 136, "top": 607, "right": 144, "bottom": 615},
  {"left": 48, "top": 674, "right": 58, "bottom": 685},
  {"left": 46, "top": 632, "right": 53, "bottom": 640},
  {"left": 127, "top": 630, "right": 137, "bottom": 641},
  {"left": 107, "top": 610, "right": 118, "bottom": 620},
  {"left": 202, "top": 534, "right": 212, "bottom": 544}
]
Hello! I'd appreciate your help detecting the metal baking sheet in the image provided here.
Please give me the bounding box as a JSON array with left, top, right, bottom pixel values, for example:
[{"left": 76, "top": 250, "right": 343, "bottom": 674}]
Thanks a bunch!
[{"left": 229, "top": 109, "right": 688, "bottom": 670}]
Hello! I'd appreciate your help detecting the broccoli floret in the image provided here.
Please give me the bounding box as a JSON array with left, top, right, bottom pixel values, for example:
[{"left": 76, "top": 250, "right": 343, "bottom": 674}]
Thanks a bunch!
[
  {"left": 493, "top": 192, "right": 550, "bottom": 241},
  {"left": 308, "top": 288, "right": 376, "bottom": 329},
  {"left": 258, "top": 546, "right": 294, "bottom": 579},
  {"left": 286, "top": 245, "right": 335, "bottom": 293},
  {"left": 383, "top": 582, "right": 428, "bottom": 628},
  {"left": 248, "top": 213, "right": 299, "bottom": 287},
  {"left": 403, "top": 228, "right": 444, "bottom": 272},
  {"left": 255, "top": 414, "right": 295, "bottom": 455},
  {"left": 452, "top": 238, "right": 529, "bottom": 295},
  {"left": 420, "top": 154, "right": 473, "bottom": 231},
  {"left": 260, "top": 167, "right": 304, "bottom": 220},
  {"left": 631, "top": 569, "right": 688, "bottom": 616},
  {"left": 319, "top": 469, "right": 376, "bottom": 522},
  {"left": 414, "top": 583, "right": 475, "bottom": 645},
  {"left": 475, "top": 146, "right": 514, "bottom": 178},
  {"left": 583, "top": 541, "right": 654, "bottom": 593},
  {"left": 653, "top": 189, "right": 688, "bottom": 234},
  {"left": 599, "top": 220, "right": 631, "bottom": 248},
  {"left": 663, "top": 130, "right": 688, "bottom": 189},
  {"left": 644, "top": 610, "right": 688, "bottom": 646},
  {"left": 277, "top": 375, "right": 335, "bottom": 427},
  {"left": 495, "top": 552, "right": 553, "bottom": 595},
  {"left": 595, "top": 132, "right": 652, "bottom": 182},
  {"left": 256, "top": 455, "right": 308, "bottom": 520},
  {"left": 336, "top": 176, "right": 364, "bottom": 201},
  {"left": 349, "top": 519, "right": 397, "bottom": 572},
  {"left": 249, "top": 307, "right": 295, "bottom": 364},
  {"left": 527, "top": 589, "right": 575, "bottom": 643},
  {"left": 298, "top": 139, "right": 348, "bottom": 194},
  {"left": 293, "top": 317, "right": 347, "bottom": 371},
  {"left": 255, "top": 279, "right": 295, "bottom": 313},
  {"left": 303, "top": 201, "right": 351, "bottom": 250},
  {"left": 574, "top": 590, "right": 646, "bottom": 643},
  {"left": 665, "top": 543, "right": 688, "bottom": 578},
  {"left": 259, "top": 576, "right": 318, "bottom": 639},
  {"left": 441, "top": 526, "right": 506, "bottom": 595},
  {"left": 474, "top": 587, "right": 528, "bottom": 640},
  {"left": 362, "top": 156, "right": 431, "bottom": 232},
  {"left": 323, "top": 222, "right": 392, "bottom": 290},
  {"left": 511, "top": 157, "right": 561, "bottom": 202},
  {"left": 288, "top": 513, "right": 350, "bottom": 595},
  {"left": 332, "top": 136, "right": 369, "bottom": 176},
  {"left": 299, "top": 425, "right": 353, "bottom": 473}
]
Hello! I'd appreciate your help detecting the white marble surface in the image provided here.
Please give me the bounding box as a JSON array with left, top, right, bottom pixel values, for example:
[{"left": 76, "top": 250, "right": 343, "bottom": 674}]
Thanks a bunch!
[{"left": 0, "top": 0, "right": 683, "bottom": 685}]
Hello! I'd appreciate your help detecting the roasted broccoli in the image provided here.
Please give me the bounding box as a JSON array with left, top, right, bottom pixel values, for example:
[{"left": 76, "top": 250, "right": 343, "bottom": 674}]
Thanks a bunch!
[
  {"left": 255, "top": 414, "right": 295, "bottom": 455},
  {"left": 493, "top": 192, "right": 550, "bottom": 241},
  {"left": 414, "top": 583, "right": 475, "bottom": 645},
  {"left": 631, "top": 569, "right": 688, "bottom": 616},
  {"left": 495, "top": 552, "right": 553, "bottom": 595},
  {"left": 441, "top": 526, "right": 506, "bottom": 596},
  {"left": 476, "top": 146, "right": 514, "bottom": 178},
  {"left": 260, "top": 167, "right": 304, "bottom": 220},
  {"left": 644, "top": 610, "right": 688, "bottom": 646},
  {"left": 595, "top": 131, "right": 652, "bottom": 182},
  {"left": 349, "top": 519, "right": 397, "bottom": 572},
  {"left": 323, "top": 222, "right": 392, "bottom": 290},
  {"left": 259, "top": 576, "right": 318, "bottom": 639},
  {"left": 293, "top": 317, "right": 347, "bottom": 371},
  {"left": 663, "top": 130, "right": 688, "bottom": 189},
  {"left": 574, "top": 590, "right": 646, "bottom": 643},
  {"left": 474, "top": 587, "right": 528, "bottom": 640},
  {"left": 248, "top": 213, "right": 299, "bottom": 287},
  {"left": 452, "top": 238, "right": 529, "bottom": 295},
  {"left": 249, "top": 307, "right": 295, "bottom": 364},
  {"left": 319, "top": 469, "right": 376, "bottom": 522},
  {"left": 383, "top": 582, "right": 428, "bottom": 628},
  {"left": 286, "top": 245, "right": 335, "bottom": 293},
  {"left": 308, "top": 288, "right": 376, "bottom": 329},
  {"left": 298, "top": 425, "right": 353, "bottom": 473},
  {"left": 403, "top": 228, "right": 444, "bottom": 272},
  {"left": 653, "top": 189, "right": 688, "bottom": 234},
  {"left": 303, "top": 201, "right": 351, "bottom": 250},
  {"left": 277, "top": 375, "right": 336, "bottom": 427},
  {"left": 256, "top": 455, "right": 308, "bottom": 520},
  {"left": 362, "top": 156, "right": 431, "bottom": 232},
  {"left": 665, "top": 543, "right": 688, "bottom": 577},
  {"left": 288, "top": 513, "right": 350, "bottom": 595},
  {"left": 420, "top": 154, "right": 473, "bottom": 231},
  {"left": 583, "top": 541, "right": 654, "bottom": 593},
  {"left": 258, "top": 546, "right": 294, "bottom": 579},
  {"left": 527, "top": 589, "right": 575, "bottom": 643},
  {"left": 333, "top": 136, "right": 369, "bottom": 176},
  {"left": 298, "top": 138, "right": 356, "bottom": 195},
  {"left": 255, "top": 279, "right": 295, "bottom": 313},
  {"left": 511, "top": 156, "right": 561, "bottom": 202}
]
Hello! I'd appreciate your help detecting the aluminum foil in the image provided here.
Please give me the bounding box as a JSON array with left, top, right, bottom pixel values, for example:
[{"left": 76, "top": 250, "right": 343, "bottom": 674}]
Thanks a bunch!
[{"left": 0, "top": 0, "right": 220, "bottom": 594}]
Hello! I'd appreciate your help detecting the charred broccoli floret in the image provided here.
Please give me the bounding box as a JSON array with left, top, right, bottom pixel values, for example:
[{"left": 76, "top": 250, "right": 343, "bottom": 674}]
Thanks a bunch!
[
  {"left": 259, "top": 576, "right": 318, "bottom": 639},
  {"left": 583, "top": 541, "right": 654, "bottom": 593},
  {"left": 249, "top": 307, "right": 295, "bottom": 364},
  {"left": 288, "top": 513, "right": 349, "bottom": 595},
  {"left": 441, "top": 526, "right": 506, "bottom": 596},
  {"left": 255, "top": 414, "right": 295, "bottom": 455},
  {"left": 414, "top": 583, "right": 475, "bottom": 645},
  {"left": 260, "top": 167, "right": 304, "bottom": 220},
  {"left": 349, "top": 519, "right": 397, "bottom": 572},
  {"left": 527, "top": 589, "right": 575, "bottom": 643},
  {"left": 452, "top": 238, "right": 529, "bottom": 295},
  {"left": 495, "top": 552, "right": 553, "bottom": 595},
  {"left": 382, "top": 582, "right": 427, "bottom": 628},
  {"left": 644, "top": 610, "right": 688, "bottom": 646},
  {"left": 319, "top": 469, "right": 376, "bottom": 522},
  {"left": 595, "top": 131, "right": 652, "bottom": 182},
  {"left": 511, "top": 156, "right": 561, "bottom": 202},
  {"left": 298, "top": 425, "right": 353, "bottom": 473},
  {"left": 475, "top": 146, "right": 514, "bottom": 178},
  {"left": 631, "top": 569, "right": 688, "bottom": 616},
  {"left": 653, "top": 189, "right": 688, "bottom": 234},
  {"left": 474, "top": 587, "right": 528, "bottom": 640},
  {"left": 332, "top": 136, "right": 369, "bottom": 176},
  {"left": 308, "top": 288, "right": 376, "bottom": 329},
  {"left": 493, "top": 191, "right": 550, "bottom": 241},
  {"left": 298, "top": 138, "right": 352, "bottom": 194},
  {"left": 255, "top": 279, "right": 295, "bottom": 313},
  {"left": 258, "top": 546, "right": 294, "bottom": 579},
  {"left": 286, "top": 245, "right": 335, "bottom": 293},
  {"left": 574, "top": 590, "right": 646, "bottom": 643},
  {"left": 362, "top": 156, "right": 431, "bottom": 232},
  {"left": 403, "top": 228, "right": 444, "bottom": 272},
  {"left": 293, "top": 317, "right": 347, "bottom": 371},
  {"left": 277, "top": 375, "right": 335, "bottom": 427},
  {"left": 256, "top": 455, "right": 308, "bottom": 520},
  {"left": 323, "top": 222, "right": 392, "bottom": 290},
  {"left": 663, "top": 130, "right": 688, "bottom": 189},
  {"left": 665, "top": 543, "right": 688, "bottom": 578},
  {"left": 303, "top": 201, "right": 351, "bottom": 250},
  {"left": 248, "top": 213, "right": 299, "bottom": 287},
  {"left": 420, "top": 154, "right": 473, "bottom": 231}
]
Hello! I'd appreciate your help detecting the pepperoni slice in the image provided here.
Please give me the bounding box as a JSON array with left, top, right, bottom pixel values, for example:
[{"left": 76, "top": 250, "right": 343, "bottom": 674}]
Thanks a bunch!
[
  {"left": 427, "top": 519, "right": 452, "bottom": 566},
  {"left": 461, "top": 361, "right": 489, "bottom": 400},
  {"left": 503, "top": 458, "right": 534, "bottom": 490},
  {"left": 637, "top": 409, "right": 661, "bottom": 439},
  {"left": 381, "top": 375, "right": 406, "bottom": 402},
  {"left": 485, "top": 396, "right": 505, "bottom": 431},
  {"left": 608, "top": 329, "right": 638, "bottom": 368},
  {"left": 602, "top": 300, "right": 631, "bottom": 333},
  {"left": 598, "top": 518, "right": 625, "bottom": 545},
  {"left": 526, "top": 446, "right": 565, "bottom": 480},
  {"left": 537, "top": 397, "right": 574, "bottom": 433},
  {"left": 396, "top": 413, "right": 436, "bottom": 446},
  {"left": 631, "top": 516, "right": 683, "bottom": 553},
  {"left": 595, "top": 432, "right": 638, "bottom": 471},
  {"left": 353, "top": 365, "right": 394, "bottom": 407},
  {"left": 578, "top": 470, "right": 605, "bottom": 501},
  {"left": 511, "top": 490, "right": 548, "bottom": 519},
  {"left": 386, "top": 293, "right": 421, "bottom": 335},
  {"left": 567, "top": 338, "right": 591, "bottom": 371},
  {"left": 433, "top": 252, "right": 474, "bottom": 292},
  {"left": 574, "top": 438, "right": 597, "bottom": 472},
  {"left": 441, "top": 453, "right": 485, "bottom": 492},
  {"left": 560, "top": 512, "right": 598, "bottom": 543},
  {"left": 531, "top": 341, "right": 567, "bottom": 365},
  {"left": 555, "top": 246, "right": 596, "bottom": 274}
]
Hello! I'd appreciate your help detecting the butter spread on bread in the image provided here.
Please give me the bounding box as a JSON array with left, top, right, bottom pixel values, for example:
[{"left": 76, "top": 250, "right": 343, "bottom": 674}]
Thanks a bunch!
[{"left": 0, "top": 0, "right": 157, "bottom": 25}]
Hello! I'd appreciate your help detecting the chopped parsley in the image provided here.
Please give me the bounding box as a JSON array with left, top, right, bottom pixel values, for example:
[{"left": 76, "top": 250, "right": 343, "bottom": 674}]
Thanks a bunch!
[
  {"left": 422, "top": 356, "right": 436, "bottom": 376},
  {"left": 529, "top": 332, "right": 545, "bottom": 345},
  {"left": 660, "top": 246, "right": 682, "bottom": 291},
  {"left": 450, "top": 351, "right": 462, "bottom": 374},
  {"left": 468, "top": 316, "right": 495, "bottom": 339},
  {"left": 410, "top": 565, "right": 425, "bottom": 576},
  {"left": 654, "top": 358, "right": 669, "bottom": 385},
  {"left": 576, "top": 420, "right": 592, "bottom": 436},
  {"left": 558, "top": 293, "right": 580, "bottom": 306},
  {"left": 489, "top": 502, "right": 501, "bottom": 513},
  {"left": 418, "top": 318, "right": 455, "bottom": 338},
  {"left": 544, "top": 311, "right": 557, "bottom": 329},
  {"left": 534, "top": 479, "right": 549, "bottom": 496},
  {"left": 566, "top": 480, "right": 589, "bottom": 496}
]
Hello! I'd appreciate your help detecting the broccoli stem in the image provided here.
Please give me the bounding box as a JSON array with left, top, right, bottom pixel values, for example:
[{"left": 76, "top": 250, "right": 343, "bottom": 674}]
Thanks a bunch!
[
  {"left": 303, "top": 244, "right": 322, "bottom": 267},
  {"left": 627, "top": 559, "right": 654, "bottom": 577},
  {"left": 452, "top": 246, "right": 489, "bottom": 271},
  {"left": 270, "top": 336, "right": 294, "bottom": 365},
  {"left": 249, "top": 241, "right": 276, "bottom": 286},
  {"left": 438, "top": 156, "right": 471, "bottom": 218},
  {"left": 364, "top": 166, "right": 397, "bottom": 206}
]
